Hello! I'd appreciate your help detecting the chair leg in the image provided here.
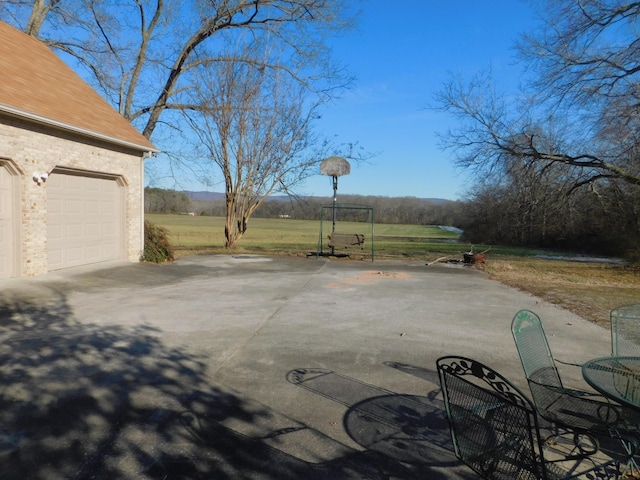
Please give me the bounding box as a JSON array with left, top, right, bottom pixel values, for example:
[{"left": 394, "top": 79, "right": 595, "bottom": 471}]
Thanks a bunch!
[
  {"left": 610, "top": 429, "right": 640, "bottom": 479},
  {"left": 573, "top": 431, "right": 600, "bottom": 456},
  {"left": 538, "top": 423, "right": 633, "bottom": 479},
  {"left": 542, "top": 424, "right": 600, "bottom": 460}
]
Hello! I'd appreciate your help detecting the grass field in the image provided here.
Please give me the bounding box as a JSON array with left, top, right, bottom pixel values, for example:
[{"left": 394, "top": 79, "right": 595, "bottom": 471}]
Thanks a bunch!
[
  {"left": 146, "top": 213, "right": 469, "bottom": 258},
  {"left": 146, "top": 214, "right": 640, "bottom": 326}
]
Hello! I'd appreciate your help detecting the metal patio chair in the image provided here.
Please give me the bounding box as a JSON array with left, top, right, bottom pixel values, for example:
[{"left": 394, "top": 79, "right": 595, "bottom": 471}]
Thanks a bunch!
[
  {"left": 511, "top": 310, "right": 638, "bottom": 446},
  {"left": 436, "top": 355, "right": 623, "bottom": 479},
  {"left": 611, "top": 303, "right": 640, "bottom": 357}
]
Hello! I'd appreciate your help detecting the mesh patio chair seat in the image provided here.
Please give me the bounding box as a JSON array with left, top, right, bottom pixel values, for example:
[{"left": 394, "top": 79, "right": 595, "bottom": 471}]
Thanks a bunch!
[
  {"left": 611, "top": 303, "right": 640, "bottom": 357},
  {"left": 436, "top": 355, "right": 625, "bottom": 479},
  {"left": 511, "top": 309, "right": 639, "bottom": 440}
]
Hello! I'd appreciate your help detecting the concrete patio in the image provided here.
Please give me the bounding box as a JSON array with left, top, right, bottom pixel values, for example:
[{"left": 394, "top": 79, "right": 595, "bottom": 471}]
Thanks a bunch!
[{"left": 0, "top": 255, "right": 614, "bottom": 479}]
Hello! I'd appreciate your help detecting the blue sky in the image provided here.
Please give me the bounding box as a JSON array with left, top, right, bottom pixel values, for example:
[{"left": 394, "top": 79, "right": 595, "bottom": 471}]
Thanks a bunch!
[
  {"left": 156, "top": 1, "right": 539, "bottom": 200},
  {"left": 296, "top": 0, "right": 537, "bottom": 200}
]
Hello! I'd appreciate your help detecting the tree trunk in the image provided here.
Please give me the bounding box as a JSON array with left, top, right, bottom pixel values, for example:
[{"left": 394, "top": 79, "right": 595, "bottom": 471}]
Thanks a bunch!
[
  {"left": 224, "top": 211, "right": 247, "bottom": 248},
  {"left": 26, "top": 0, "right": 58, "bottom": 36},
  {"left": 224, "top": 191, "right": 249, "bottom": 248}
]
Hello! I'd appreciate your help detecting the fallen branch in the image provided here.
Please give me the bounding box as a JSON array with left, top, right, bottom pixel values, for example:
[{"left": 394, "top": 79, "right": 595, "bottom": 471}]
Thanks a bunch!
[{"left": 426, "top": 255, "right": 452, "bottom": 266}]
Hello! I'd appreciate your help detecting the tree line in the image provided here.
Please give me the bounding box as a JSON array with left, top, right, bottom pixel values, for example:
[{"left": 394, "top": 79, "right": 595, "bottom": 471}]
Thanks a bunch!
[
  {"left": 144, "top": 188, "right": 194, "bottom": 215},
  {"left": 457, "top": 174, "right": 640, "bottom": 258},
  {"left": 144, "top": 188, "right": 464, "bottom": 226}
]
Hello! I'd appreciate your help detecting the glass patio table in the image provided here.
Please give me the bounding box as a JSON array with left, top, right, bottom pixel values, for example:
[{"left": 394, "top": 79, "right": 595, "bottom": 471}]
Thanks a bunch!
[
  {"left": 582, "top": 356, "right": 640, "bottom": 411},
  {"left": 583, "top": 357, "right": 640, "bottom": 478}
]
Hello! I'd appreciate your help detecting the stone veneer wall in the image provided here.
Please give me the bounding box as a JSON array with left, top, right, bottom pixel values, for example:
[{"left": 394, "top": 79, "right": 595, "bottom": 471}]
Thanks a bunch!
[{"left": 0, "top": 116, "right": 145, "bottom": 276}]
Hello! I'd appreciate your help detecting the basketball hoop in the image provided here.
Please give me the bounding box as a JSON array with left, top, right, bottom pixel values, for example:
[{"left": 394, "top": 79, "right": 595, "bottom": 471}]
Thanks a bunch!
[{"left": 320, "top": 156, "right": 351, "bottom": 177}]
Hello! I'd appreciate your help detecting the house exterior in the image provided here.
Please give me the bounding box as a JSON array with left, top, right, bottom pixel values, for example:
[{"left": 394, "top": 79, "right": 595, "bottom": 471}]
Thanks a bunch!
[{"left": 0, "top": 21, "right": 158, "bottom": 278}]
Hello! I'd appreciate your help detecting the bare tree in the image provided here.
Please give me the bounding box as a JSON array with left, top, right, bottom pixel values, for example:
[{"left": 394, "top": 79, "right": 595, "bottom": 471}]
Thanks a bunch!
[
  {"left": 433, "top": 1, "right": 640, "bottom": 256},
  {"left": 436, "top": 69, "right": 640, "bottom": 192},
  {"left": 435, "top": 62, "right": 640, "bottom": 254},
  {"left": 3, "top": 0, "right": 354, "bottom": 140},
  {"left": 436, "top": 0, "right": 640, "bottom": 191},
  {"left": 24, "top": 0, "right": 59, "bottom": 35},
  {"left": 0, "top": 0, "right": 357, "bottom": 206},
  {"left": 0, "top": 0, "right": 60, "bottom": 35},
  {"left": 183, "top": 43, "right": 330, "bottom": 247}
]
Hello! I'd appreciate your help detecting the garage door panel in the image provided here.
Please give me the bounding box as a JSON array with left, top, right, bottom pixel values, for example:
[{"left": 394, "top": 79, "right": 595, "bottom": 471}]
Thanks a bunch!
[
  {"left": 86, "top": 245, "right": 103, "bottom": 260},
  {"left": 48, "top": 249, "right": 62, "bottom": 265},
  {"left": 86, "top": 223, "right": 101, "bottom": 236},
  {"left": 67, "top": 223, "right": 83, "bottom": 238},
  {"left": 48, "top": 197, "right": 62, "bottom": 214},
  {"left": 48, "top": 224, "right": 63, "bottom": 241},
  {"left": 102, "top": 221, "right": 118, "bottom": 234},
  {"left": 66, "top": 175, "right": 83, "bottom": 189},
  {"left": 0, "top": 167, "right": 13, "bottom": 278},
  {"left": 67, "top": 247, "right": 83, "bottom": 261},
  {"left": 85, "top": 200, "right": 100, "bottom": 214},
  {"left": 66, "top": 199, "right": 83, "bottom": 213},
  {"left": 47, "top": 173, "right": 123, "bottom": 271}
]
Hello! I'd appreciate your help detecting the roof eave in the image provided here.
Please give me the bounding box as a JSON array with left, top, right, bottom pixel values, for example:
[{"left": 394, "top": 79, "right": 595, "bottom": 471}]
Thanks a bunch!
[{"left": 0, "top": 103, "right": 160, "bottom": 154}]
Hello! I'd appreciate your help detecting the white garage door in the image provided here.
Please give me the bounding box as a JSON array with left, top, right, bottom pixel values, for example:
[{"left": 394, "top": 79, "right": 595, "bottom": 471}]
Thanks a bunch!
[
  {"left": 0, "top": 165, "right": 14, "bottom": 278},
  {"left": 47, "top": 172, "right": 123, "bottom": 271}
]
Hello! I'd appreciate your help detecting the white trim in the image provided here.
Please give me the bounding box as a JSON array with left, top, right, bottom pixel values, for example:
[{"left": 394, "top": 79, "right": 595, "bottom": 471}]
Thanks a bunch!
[{"left": 0, "top": 104, "right": 159, "bottom": 154}]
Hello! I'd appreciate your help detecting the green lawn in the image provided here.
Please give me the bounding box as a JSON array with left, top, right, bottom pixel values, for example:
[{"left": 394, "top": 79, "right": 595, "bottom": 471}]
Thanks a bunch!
[{"left": 145, "top": 213, "right": 473, "bottom": 259}]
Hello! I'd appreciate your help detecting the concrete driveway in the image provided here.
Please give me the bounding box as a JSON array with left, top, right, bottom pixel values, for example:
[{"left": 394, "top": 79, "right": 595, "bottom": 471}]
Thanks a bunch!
[{"left": 0, "top": 255, "right": 613, "bottom": 479}]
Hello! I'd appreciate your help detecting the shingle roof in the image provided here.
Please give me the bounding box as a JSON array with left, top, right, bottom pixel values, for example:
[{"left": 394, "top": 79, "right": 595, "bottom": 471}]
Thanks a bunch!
[{"left": 0, "top": 21, "right": 157, "bottom": 153}]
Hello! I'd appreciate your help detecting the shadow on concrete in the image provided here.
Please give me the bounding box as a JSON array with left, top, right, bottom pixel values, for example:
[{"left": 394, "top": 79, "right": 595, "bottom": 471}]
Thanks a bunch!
[
  {"left": 0, "top": 288, "right": 259, "bottom": 479},
  {"left": 0, "top": 289, "right": 403, "bottom": 479},
  {"left": 384, "top": 361, "right": 441, "bottom": 385},
  {"left": 0, "top": 270, "right": 480, "bottom": 479},
  {"left": 287, "top": 368, "right": 476, "bottom": 479}
]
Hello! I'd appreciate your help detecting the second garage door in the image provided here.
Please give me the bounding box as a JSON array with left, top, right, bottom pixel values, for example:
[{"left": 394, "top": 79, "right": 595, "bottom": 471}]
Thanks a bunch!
[
  {"left": 47, "top": 172, "right": 123, "bottom": 271},
  {"left": 0, "top": 165, "right": 14, "bottom": 278}
]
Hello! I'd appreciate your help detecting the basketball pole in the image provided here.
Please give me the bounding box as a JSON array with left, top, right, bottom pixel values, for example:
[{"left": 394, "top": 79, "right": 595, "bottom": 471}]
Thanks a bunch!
[
  {"left": 319, "top": 156, "right": 350, "bottom": 257},
  {"left": 331, "top": 175, "right": 338, "bottom": 255}
]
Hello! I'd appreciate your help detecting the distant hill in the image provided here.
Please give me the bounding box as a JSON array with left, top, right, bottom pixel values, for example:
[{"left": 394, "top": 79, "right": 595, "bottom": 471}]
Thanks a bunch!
[{"left": 184, "top": 191, "right": 453, "bottom": 204}]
